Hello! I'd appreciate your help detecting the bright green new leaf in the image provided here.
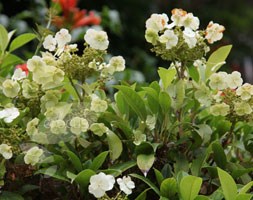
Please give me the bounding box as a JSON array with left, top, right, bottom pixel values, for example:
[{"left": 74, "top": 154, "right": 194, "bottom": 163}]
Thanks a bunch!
[
  {"left": 9, "top": 33, "right": 37, "bottom": 52},
  {"left": 239, "top": 181, "right": 253, "bottom": 194},
  {"left": 115, "top": 91, "right": 129, "bottom": 116},
  {"left": 188, "top": 65, "right": 200, "bottom": 82},
  {"left": 106, "top": 130, "right": 123, "bottom": 161},
  {"left": 217, "top": 167, "right": 237, "bottom": 200},
  {"left": 205, "top": 45, "right": 232, "bottom": 79},
  {"left": 65, "top": 150, "right": 83, "bottom": 172},
  {"left": 160, "top": 177, "right": 178, "bottom": 198},
  {"left": 154, "top": 168, "right": 164, "bottom": 186},
  {"left": 179, "top": 175, "right": 202, "bottom": 200},
  {"left": 137, "top": 154, "right": 155, "bottom": 176},
  {"left": 194, "top": 195, "right": 210, "bottom": 200},
  {"left": 130, "top": 173, "right": 160, "bottom": 196},
  {"left": 158, "top": 67, "right": 176, "bottom": 89},
  {"left": 114, "top": 85, "right": 147, "bottom": 120},
  {"left": 0, "top": 25, "right": 9, "bottom": 52},
  {"left": 235, "top": 194, "right": 252, "bottom": 200},
  {"left": 89, "top": 151, "right": 109, "bottom": 171}
]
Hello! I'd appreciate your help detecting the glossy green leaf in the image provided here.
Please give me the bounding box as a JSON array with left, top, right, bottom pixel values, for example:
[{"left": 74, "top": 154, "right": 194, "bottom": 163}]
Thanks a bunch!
[
  {"left": 115, "top": 91, "right": 129, "bottom": 116},
  {"left": 160, "top": 177, "right": 178, "bottom": 198},
  {"left": 159, "top": 91, "right": 171, "bottom": 113},
  {"left": 130, "top": 173, "right": 160, "bottom": 196},
  {"left": 106, "top": 130, "right": 122, "bottom": 161},
  {"left": 74, "top": 169, "right": 96, "bottom": 191},
  {"left": 0, "top": 25, "right": 9, "bottom": 52},
  {"left": 217, "top": 167, "right": 237, "bottom": 200},
  {"left": 239, "top": 181, "right": 253, "bottom": 194},
  {"left": 158, "top": 67, "right": 176, "bottom": 89},
  {"left": 188, "top": 65, "right": 200, "bottom": 82},
  {"left": 235, "top": 194, "right": 252, "bottom": 200},
  {"left": 212, "top": 142, "right": 227, "bottom": 169},
  {"left": 179, "top": 175, "right": 202, "bottom": 200},
  {"left": 114, "top": 85, "right": 147, "bottom": 120},
  {"left": 154, "top": 168, "right": 164, "bottom": 186},
  {"left": 135, "top": 188, "right": 151, "bottom": 200},
  {"left": 137, "top": 154, "right": 155, "bottom": 176},
  {"left": 65, "top": 150, "right": 83, "bottom": 172},
  {"left": 9, "top": 33, "right": 37, "bottom": 52},
  {"left": 206, "top": 45, "right": 232, "bottom": 79},
  {"left": 89, "top": 151, "right": 109, "bottom": 171}
]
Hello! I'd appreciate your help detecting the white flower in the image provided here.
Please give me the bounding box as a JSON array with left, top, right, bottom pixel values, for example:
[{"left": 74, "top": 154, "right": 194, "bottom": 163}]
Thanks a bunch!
[
  {"left": 210, "top": 103, "right": 230, "bottom": 116},
  {"left": 50, "top": 119, "right": 66, "bottom": 134},
  {"left": 171, "top": 8, "right": 187, "bottom": 27},
  {"left": 24, "top": 146, "right": 43, "bottom": 166},
  {"left": 108, "top": 56, "right": 126, "bottom": 72},
  {"left": 43, "top": 35, "right": 57, "bottom": 51},
  {"left": 70, "top": 117, "right": 89, "bottom": 136},
  {"left": 183, "top": 28, "right": 197, "bottom": 48},
  {"left": 234, "top": 101, "right": 252, "bottom": 116},
  {"left": 205, "top": 21, "right": 225, "bottom": 44},
  {"left": 90, "top": 95, "right": 108, "bottom": 113},
  {"left": 2, "top": 79, "right": 20, "bottom": 98},
  {"left": 236, "top": 83, "right": 253, "bottom": 100},
  {"left": 183, "top": 13, "right": 200, "bottom": 30},
  {"left": 159, "top": 30, "right": 178, "bottom": 49},
  {"left": 145, "top": 13, "right": 169, "bottom": 32},
  {"left": 55, "top": 28, "right": 71, "bottom": 48},
  {"left": 0, "top": 144, "right": 12, "bottom": 159},
  {"left": 84, "top": 29, "right": 109, "bottom": 50},
  {"left": 27, "top": 56, "right": 46, "bottom": 72},
  {"left": 133, "top": 130, "right": 146, "bottom": 145},
  {"left": 88, "top": 172, "right": 115, "bottom": 198},
  {"left": 226, "top": 71, "right": 243, "bottom": 89},
  {"left": 209, "top": 72, "right": 228, "bottom": 90},
  {"left": 117, "top": 176, "right": 135, "bottom": 195},
  {"left": 12, "top": 68, "right": 27, "bottom": 81},
  {"left": 0, "top": 107, "right": 20, "bottom": 123}
]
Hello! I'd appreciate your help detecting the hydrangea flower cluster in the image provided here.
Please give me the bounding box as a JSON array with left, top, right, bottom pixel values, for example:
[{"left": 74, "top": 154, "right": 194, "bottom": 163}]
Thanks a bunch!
[
  {"left": 145, "top": 8, "right": 225, "bottom": 64},
  {"left": 88, "top": 172, "right": 135, "bottom": 198},
  {"left": 207, "top": 71, "right": 253, "bottom": 119}
]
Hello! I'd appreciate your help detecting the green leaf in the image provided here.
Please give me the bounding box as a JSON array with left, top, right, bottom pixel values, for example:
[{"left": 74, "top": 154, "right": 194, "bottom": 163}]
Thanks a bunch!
[
  {"left": 175, "top": 79, "right": 185, "bottom": 110},
  {"left": 154, "top": 168, "right": 164, "bottom": 186},
  {"left": 158, "top": 67, "right": 176, "bottom": 89},
  {"left": 194, "top": 195, "right": 210, "bottom": 200},
  {"left": 106, "top": 130, "right": 122, "bottom": 161},
  {"left": 188, "top": 65, "right": 200, "bottom": 82},
  {"left": 105, "top": 161, "right": 136, "bottom": 177},
  {"left": 160, "top": 177, "right": 178, "bottom": 198},
  {"left": 115, "top": 91, "right": 129, "bottom": 116},
  {"left": 159, "top": 91, "right": 171, "bottom": 113},
  {"left": 135, "top": 188, "right": 151, "bottom": 200},
  {"left": 19, "top": 184, "right": 39, "bottom": 195},
  {"left": 74, "top": 169, "right": 96, "bottom": 194},
  {"left": 0, "top": 25, "right": 9, "bottom": 52},
  {"left": 66, "top": 171, "right": 77, "bottom": 183},
  {"left": 89, "top": 151, "right": 109, "bottom": 171},
  {"left": 206, "top": 45, "right": 232, "bottom": 79},
  {"left": 217, "top": 167, "right": 237, "bottom": 200},
  {"left": 1, "top": 53, "right": 23, "bottom": 69},
  {"left": 142, "top": 86, "right": 159, "bottom": 114},
  {"left": 9, "top": 33, "right": 37, "bottom": 52},
  {"left": 65, "top": 150, "right": 83, "bottom": 172},
  {"left": 179, "top": 175, "right": 202, "bottom": 200},
  {"left": 137, "top": 154, "right": 155, "bottom": 176},
  {"left": 212, "top": 142, "right": 227, "bottom": 169},
  {"left": 130, "top": 173, "right": 160, "bottom": 196},
  {"left": 36, "top": 166, "right": 69, "bottom": 182},
  {"left": 114, "top": 85, "right": 147, "bottom": 120},
  {"left": 0, "top": 191, "right": 24, "bottom": 200},
  {"left": 235, "top": 194, "right": 252, "bottom": 200},
  {"left": 239, "top": 181, "right": 253, "bottom": 194}
]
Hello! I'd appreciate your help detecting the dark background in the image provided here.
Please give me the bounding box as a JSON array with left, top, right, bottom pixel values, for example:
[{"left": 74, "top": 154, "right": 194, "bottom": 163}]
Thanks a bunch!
[{"left": 1, "top": 0, "right": 253, "bottom": 82}]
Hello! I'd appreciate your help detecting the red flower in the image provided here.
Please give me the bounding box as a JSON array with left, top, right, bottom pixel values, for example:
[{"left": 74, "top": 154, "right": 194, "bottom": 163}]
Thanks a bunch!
[
  {"left": 52, "top": 0, "right": 101, "bottom": 29},
  {"left": 15, "top": 63, "right": 29, "bottom": 75}
]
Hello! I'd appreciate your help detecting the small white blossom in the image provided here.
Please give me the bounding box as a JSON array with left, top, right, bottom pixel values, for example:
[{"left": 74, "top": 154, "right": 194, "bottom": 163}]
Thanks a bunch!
[
  {"left": 88, "top": 172, "right": 115, "bottom": 198},
  {"left": 159, "top": 30, "right": 178, "bottom": 49},
  {"left": 236, "top": 83, "right": 253, "bottom": 100},
  {"left": 226, "top": 71, "right": 243, "bottom": 89},
  {"left": 2, "top": 79, "right": 20, "bottom": 98},
  {"left": 12, "top": 68, "right": 27, "bottom": 81},
  {"left": 84, "top": 29, "right": 109, "bottom": 50},
  {"left": 171, "top": 8, "right": 187, "bottom": 27},
  {"left": 210, "top": 103, "right": 230, "bottom": 116},
  {"left": 183, "top": 28, "right": 197, "bottom": 48},
  {"left": 90, "top": 95, "right": 108, "bottom": 113},
  {"left": 117, "top": 176, "right": 135, "bottom": 195},
  {"left": 234, "top": 101, "right": 252, "bottom": 116},
  {"left": 70, "top": 117, "right": 89, "bottom": 136},
  {"left": 50, "top": 119, "right": 66, "bottom": 134},
  {"left": 205, "top": 21, "right": 225, "bottom": 44},
  {"left": 183, "top": 13, "right": 200, "bottom": 30},
  {"left": 0, "top": 144, "right": 12, "bottom": 159},
  {"left": 145, "top": 13, "right": 169, "bottom": 32},
  {"left": 108, "top": 56, "right": 126, "bottom": 72},
  {"left": 43, "top": 35, "right": 57, "bottom": 51},
  {"left": 24, "top": 146, "right": 43, "bottom": 166},
  {"left": 0, "top": 107, "right": 20, "bottom": 123},
  {"left": 55, "top": 28, "right": 71, "bottom": 48},
  {"left": 209, "top": 72, "right": 228, "bottom": 90}
]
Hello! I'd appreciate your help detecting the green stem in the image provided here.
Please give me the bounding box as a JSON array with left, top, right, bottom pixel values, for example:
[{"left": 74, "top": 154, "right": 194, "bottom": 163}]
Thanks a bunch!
[{"left": 69, "top": 78, "right": 83, "bottom": 102}]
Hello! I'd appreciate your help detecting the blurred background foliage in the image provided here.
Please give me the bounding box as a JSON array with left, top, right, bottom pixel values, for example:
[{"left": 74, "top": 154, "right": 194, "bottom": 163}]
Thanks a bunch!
[{"left": 1, "top": 0, "right": 253, "bottom": 83}]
